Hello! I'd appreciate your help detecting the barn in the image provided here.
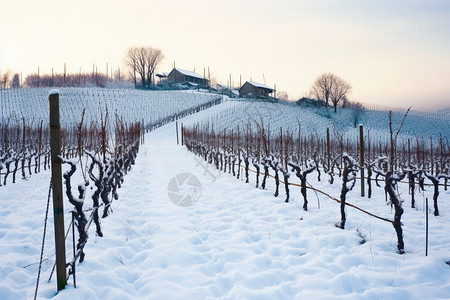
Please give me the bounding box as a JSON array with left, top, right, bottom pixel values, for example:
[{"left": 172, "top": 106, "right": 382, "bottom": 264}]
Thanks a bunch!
[
  {"left": 167, "top": 68, "right": 208, "bottom": 85},
  {"left": 239, "top": 81, "right": 274, "bottom": 98}
]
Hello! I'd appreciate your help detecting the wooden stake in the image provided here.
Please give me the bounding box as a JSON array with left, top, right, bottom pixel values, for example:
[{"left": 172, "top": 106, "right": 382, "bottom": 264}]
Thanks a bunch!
[
  {"left": 426, "top": 198, "right": 429, "bottom": 256},
  {"left": 408, "top": 138, "right": 411, "bottom": 168},
  {"left": 49, "top": 91, "right": 67, "bottom": 292},
  {"left": 359, "top": 124, "right": 365, "bottom": 197},
  {"left": 38, "top": 120, "right": 43, "bottom": 172},
  {"left": 176, "top": 121, "right": 179, "bottom": 145},
  {"left": 326, "top": 128, "right": 330, "bottom": 170},
  {"left": 181, "top": 123, "right": 184, "bottom": 146},
  {"left": 141, "top": 119, "right": 144, "bottom": 144}
]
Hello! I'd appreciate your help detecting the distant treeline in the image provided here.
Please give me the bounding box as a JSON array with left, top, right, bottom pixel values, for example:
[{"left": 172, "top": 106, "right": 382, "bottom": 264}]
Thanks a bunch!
[{"left": 24, "top": 72, "right": 116, "bottom": 88}]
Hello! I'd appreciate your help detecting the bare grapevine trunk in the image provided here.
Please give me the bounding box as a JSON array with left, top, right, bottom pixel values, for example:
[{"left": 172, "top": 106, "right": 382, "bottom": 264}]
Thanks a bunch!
[
  {"left": 425, "top": 174, "right": 440, "bottom": 216},
  {"left": 262, "top": 162, "right": 269, "bottom": 190},
  {"left": 337, "top": 155, "right": 358, "bottom": 229},
  {"left": 385, "top": 171, "right": 406, "bottom": 253},
  {"left": 282, "top": 170, "right": 290, "bottom": 203}
]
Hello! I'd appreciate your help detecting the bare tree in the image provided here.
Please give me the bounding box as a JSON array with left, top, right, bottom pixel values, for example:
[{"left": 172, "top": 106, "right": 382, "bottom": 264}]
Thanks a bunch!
[
  {"left": 331, "top": 77, "right": 351, "bottom": 113},
  {"left": 349, "top": 101, "right": 364, "bottom": 128},
  {"left": 342, "top": 95, "right": 349, "bottom": 108},
  {"left": 311, "top": 72, "right": 335, "bottom": 109},
  {"left": 145, "top": 47, "right": 164, "bottom": 89},
  {"left": 124, "top": 46, "right": 164, "bottom": 90},
  {"left": 11, "top": 74, "right": 20, "bottom": 88},
  {"left": 1, "top": 70, "right": 11, "bottom": 89},
  {"left": 310, "top": 73, "right": 352, "bottom": 112},
  {"left": 124, "top": 47, "right": 139, "bottom": 88},
  {"left": 136, "top": 47, "right": 147, "bottom": 89}
]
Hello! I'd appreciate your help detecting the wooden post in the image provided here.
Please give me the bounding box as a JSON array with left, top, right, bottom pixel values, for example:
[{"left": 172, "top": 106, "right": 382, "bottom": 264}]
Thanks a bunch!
[
  {"left": 176, "top": 121, "right": 179, "bottom": 145},
  {"left": 38, "top": 120, "right": 43, "bottom": 172},
  {"left": 359, "top": 124, "right": 365, "bottom": 197},
  {"left": 408, "top": 138, "right": 411, "bottom": 168},
  {"left": 430, "top": 136, "right": 434, "bottom": 175},
  {"left": 141, "top": 119, "right": 144, "bottom": 144},
  {"left": 326, "top": 128, "right": 330, "bottom": 171},
  {"left": 71, "top": 213, "right": 76, "bottom": 288},
  {"left": 49, "top": 90, "right": 67, "bottom": 291},
  {"left": 426, "top": 198, "right": 429, "bottom": 256},
  {"left": 181, "top": 123, "right": 184, "bottom": 146},
  {"left": 229, "top": 74, "right": 232, "bottom": 97}
]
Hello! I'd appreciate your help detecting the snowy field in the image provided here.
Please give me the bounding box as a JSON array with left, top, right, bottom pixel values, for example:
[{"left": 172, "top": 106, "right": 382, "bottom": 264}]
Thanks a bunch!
[
  {"left": 189, "top": 99, "right": 449, "bottom": 142},
  {"left": 0, "top": 88, "right": 219, "bottom": 127},
  {"left": 1, "top": 98, "right": 450, "bottom": 299}
]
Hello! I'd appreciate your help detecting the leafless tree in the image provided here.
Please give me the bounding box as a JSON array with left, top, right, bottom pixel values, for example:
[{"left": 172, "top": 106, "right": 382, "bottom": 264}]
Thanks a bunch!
[
  {"left": 145, "top": 47, "right": 164, "bottom": 89},
  {"left": 1, "top": 70, "right": 11, "bottom": 89},
  {"left": 310, "top": 73, "right": 352, "bottom": 112},
  {"left": 124, "top": 46, "right": 164, "bottom": 90},
  {"left": 310, "top": 72, "right": 334, "bottom": 109},
  {"left": 342, "top": 95, "right": 349, "bottom": 108},
  {"left": 330, "top": 77, "right": 352, "bottom": 112},
  {"left": 124, "top": 47, "right": 140, "bottom": 88},
  {"left": 11, "top": 74, "right": 20, "bottom": 88},
  {"left": 136, "top": 47, "right": 147, "bottom": 89},
  {"left": 349, "top": 101, "right": 364, "bottom": 128}
]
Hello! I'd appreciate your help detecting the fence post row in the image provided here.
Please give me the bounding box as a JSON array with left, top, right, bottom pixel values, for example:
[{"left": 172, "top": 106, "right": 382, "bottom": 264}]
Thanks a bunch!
[{"left": 49, "top": 90, "right": 67, "bottom": 292}]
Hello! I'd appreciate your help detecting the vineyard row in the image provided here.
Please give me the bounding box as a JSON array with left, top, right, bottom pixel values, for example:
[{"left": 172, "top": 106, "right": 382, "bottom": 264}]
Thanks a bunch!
[{"left": 182, "top": 122, "right": 450, "bottom": 253}]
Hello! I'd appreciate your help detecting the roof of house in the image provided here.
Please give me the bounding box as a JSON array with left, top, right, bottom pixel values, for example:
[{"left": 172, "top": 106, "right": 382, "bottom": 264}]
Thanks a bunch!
[
  {"left": 156, "top": 72, "right": 169, "bottom": 78},
  {"left": 172, "top": 68, "right": 205, "bottom": 80},
  {"left": 243, "top": 81, "right": 274, "bottom": 91}
]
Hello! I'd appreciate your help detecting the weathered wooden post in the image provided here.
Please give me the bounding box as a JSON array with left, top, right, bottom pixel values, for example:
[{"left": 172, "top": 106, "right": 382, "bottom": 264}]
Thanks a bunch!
[
  {"left": 38, "top": 120, "right": 43, "bottom": 173},
  {"left": 176, "top": 121, "right": 179, "bottom": 145},
  {"left": 181, "top": 123, "right": 184, "bottom": 146},
  {"left": 326, "top": 128, "right": 330, "bottom": 171},
  {"left": 49, "top": 90, "right": 67, "bottom": 291},
  {"left": 408, "top": 138, "right": 411, "bottom": 168},
  {"left": 359, "top": 124, "right": 365, "bottom": 197},
  {"left": 141, "top": 119, "right": 144, "bottom": 144},
  {"left": 426, "top": 198, "right": 429, "bottom": 256}
]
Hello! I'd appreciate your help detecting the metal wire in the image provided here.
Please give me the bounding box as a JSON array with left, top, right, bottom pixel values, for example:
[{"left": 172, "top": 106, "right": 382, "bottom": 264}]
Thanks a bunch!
[{"left": 34, "top": 179, "right": 52, "bottom": 300}]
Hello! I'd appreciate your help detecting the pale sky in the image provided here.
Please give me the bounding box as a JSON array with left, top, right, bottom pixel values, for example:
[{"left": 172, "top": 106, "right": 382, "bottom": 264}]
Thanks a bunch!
[{"left": 1, "top": 0, "right": 449, "bottom": 110}]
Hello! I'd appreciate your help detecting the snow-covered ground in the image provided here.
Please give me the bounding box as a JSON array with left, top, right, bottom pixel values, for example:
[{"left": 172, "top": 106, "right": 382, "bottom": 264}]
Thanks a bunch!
[
  {"left": 1, "top": 109, "right": 449, "bottom": 299},
  {"left": 189, "top": 99, "right": 449, "bottom": 142},
  {"left": 0, "top": 88, "right": 219, "bottom": 128}
]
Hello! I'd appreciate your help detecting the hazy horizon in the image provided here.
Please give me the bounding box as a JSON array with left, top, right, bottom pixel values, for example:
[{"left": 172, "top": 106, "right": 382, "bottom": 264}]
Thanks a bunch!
[{"left": 1, "top": 0, "right": 449, "bottom": 111}]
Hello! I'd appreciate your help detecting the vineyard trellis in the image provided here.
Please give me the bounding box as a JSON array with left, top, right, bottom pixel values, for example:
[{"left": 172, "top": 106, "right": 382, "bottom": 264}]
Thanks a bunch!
[
  {"left": 0, "top": 88, "right": 223, "bottom": 294},
  {"left": 182, "top": 119, "right": 449, "bottom": 253},
  {"left": 0, "top": 88, "right": 222, "bottom": 186}
]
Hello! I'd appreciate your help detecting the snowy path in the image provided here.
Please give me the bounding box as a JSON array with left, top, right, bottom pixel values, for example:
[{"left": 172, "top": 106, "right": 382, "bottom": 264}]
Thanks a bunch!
[
  {"left": 51, "top": 125, "right": 310, "bottom": 299},
  {"left": 1, "top": 121, "right": 450, "bottom": 299}
]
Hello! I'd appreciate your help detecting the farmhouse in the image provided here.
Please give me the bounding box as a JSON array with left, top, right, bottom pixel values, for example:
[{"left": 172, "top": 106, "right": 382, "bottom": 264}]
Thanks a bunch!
[
  {"left": 167, "top": 68, "right": 208, "bottom": 85},
  {"left": 239, "top": 81, "right": 274, "bottom": 98}
]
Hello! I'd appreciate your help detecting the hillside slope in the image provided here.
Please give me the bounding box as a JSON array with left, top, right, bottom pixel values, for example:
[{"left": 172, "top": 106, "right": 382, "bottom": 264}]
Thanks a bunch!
[{"left": 185, "top": 99, "right": 449, "bottom": 143}]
